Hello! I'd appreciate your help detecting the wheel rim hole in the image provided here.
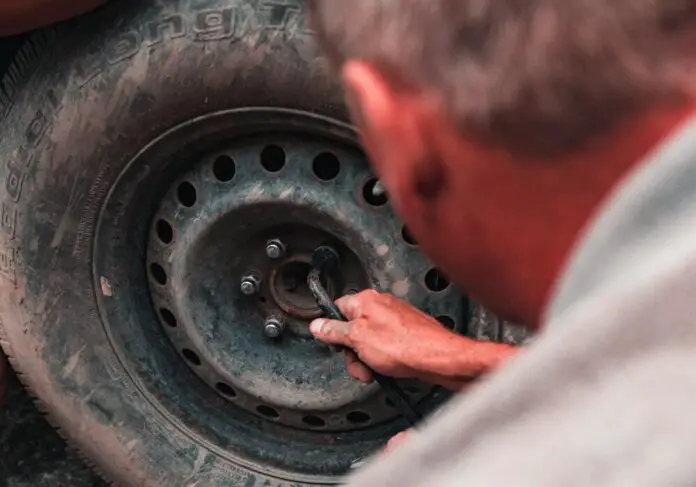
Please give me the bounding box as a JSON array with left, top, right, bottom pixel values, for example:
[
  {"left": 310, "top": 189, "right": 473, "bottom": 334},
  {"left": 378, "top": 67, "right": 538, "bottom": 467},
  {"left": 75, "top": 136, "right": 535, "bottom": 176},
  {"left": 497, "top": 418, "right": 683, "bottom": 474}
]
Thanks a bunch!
[
  {"left": 312, "top": 152, "right": 340, "bottom": 181},
  {"left": 346, "top": 411, "right": 371, "bottom": 425},
  {"left": 385, "top": 398, "right": 395, "bottom": 408},
  {"left": 215, "top": 382, "right": 237, "bottom": 398},
  {"left": 182, "top": 348, "right": 201, "bottom": 366},
  {"left": 363, "top": 178, "right": 388, "bottom": 206},
  {"left": 156, "top": 219, "right": 174, "bottom": 244},
  {"left": 257, "top": 405, "right": 280, "bottom": 419},
  {"left": 150, "top": 263, "right": 167, "bottom": 285},
  {"left": 437, "top": 315, "right": 455, "bottom": 329},
  {"left": 177, "top": 181, "right": 197, "bottom": 207},
  {"left": 402, "top": 226, "right": 417, "bottom": 245},
  {"left": 159, "top": 308, "right": 177, "bottom": 328},
  {"left": 212, "top": 155, "right": 236, "bottom": 182},
  {"left": 302, "top": 415, "right": 326, "bottom": 428},
  {"left": 261, "top": 145, "right": 286, "bottom": 172},
  {"left": 425, "top": 268, "right": 450, "bottom": 292}
]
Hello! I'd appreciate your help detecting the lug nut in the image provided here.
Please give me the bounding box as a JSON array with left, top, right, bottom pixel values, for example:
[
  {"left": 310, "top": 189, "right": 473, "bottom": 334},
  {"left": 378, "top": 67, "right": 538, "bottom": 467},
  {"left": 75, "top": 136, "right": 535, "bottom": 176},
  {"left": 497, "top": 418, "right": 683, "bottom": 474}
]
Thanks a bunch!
[
  {"left": 240, "top": 274, "right": 261, "bottom": 295},
  {"left": 265, "top": 239, "right": 286, "bottom": 259},
  {"left": 264, "top": 316, "right": 285, "bottom": 338}
]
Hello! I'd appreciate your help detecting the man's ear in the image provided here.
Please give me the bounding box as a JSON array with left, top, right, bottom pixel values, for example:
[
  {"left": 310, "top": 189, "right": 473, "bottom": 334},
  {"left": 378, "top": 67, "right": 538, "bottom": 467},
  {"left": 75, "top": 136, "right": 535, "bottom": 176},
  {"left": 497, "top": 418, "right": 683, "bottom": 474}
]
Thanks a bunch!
[
  {"left": 341, "top": 61, "right": 396, "bottom": 137},
  {"left": 340, "top": 61, "right": 406, "bottom": 175},
  {"left": 340, "top": 60, "right": 448, "bottom": 212}
]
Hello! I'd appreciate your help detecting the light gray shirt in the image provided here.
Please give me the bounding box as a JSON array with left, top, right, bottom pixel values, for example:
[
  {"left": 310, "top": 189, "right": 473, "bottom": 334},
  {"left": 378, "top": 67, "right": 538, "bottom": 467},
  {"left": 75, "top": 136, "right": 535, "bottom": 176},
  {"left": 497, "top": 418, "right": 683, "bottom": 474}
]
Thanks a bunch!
[{"left": 346, "top": 117, "right": 696, "bottom": 487}]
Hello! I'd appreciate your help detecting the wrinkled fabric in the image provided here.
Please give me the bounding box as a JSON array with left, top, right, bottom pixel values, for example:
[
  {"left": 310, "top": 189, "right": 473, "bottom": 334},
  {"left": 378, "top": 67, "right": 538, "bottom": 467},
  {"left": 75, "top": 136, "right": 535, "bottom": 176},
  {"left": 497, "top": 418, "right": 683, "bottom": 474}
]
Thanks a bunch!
[{"left": 346, "top": 116, "right": 696, "bottom": 487}]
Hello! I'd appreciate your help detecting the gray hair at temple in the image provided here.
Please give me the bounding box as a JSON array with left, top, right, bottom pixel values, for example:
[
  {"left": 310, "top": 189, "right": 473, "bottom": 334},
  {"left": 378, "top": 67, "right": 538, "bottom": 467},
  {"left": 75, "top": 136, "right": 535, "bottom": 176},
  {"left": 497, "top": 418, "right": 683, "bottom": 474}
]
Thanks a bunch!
[{"left": 307, "top": 0, "right": 696, "bottom": 156}]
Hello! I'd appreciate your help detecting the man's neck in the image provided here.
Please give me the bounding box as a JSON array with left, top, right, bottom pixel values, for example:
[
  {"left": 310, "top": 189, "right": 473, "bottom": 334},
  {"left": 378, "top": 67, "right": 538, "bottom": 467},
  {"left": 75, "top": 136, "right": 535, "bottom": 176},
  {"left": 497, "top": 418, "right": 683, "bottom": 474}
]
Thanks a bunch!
[{"left": 527, "top": 104, "right": 696, "bottom": 325}]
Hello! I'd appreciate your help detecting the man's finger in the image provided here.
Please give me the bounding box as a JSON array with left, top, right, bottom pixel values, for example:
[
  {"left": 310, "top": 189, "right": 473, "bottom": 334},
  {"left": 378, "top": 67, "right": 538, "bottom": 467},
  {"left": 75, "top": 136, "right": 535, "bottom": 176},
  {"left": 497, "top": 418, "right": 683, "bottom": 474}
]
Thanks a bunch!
[
  {"left": 344, "top": 349, "right": 373, "bottom": 383},
  {"left": 384, "top": 430, "right": 415, "bottom": 454},
  {"left": 335, "top": 294, "right": 362, "bottom": 319},
  {"left": 309, "top": 318, "right": 353, "bottom": 346}
]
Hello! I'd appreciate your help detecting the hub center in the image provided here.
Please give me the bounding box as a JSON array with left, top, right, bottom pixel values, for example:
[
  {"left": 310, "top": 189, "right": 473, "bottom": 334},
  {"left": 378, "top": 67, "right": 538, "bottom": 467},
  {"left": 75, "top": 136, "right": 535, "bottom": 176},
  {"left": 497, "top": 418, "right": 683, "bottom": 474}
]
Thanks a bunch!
[{"left": 269, "top": 257, "right": 332, "bottom": 319}]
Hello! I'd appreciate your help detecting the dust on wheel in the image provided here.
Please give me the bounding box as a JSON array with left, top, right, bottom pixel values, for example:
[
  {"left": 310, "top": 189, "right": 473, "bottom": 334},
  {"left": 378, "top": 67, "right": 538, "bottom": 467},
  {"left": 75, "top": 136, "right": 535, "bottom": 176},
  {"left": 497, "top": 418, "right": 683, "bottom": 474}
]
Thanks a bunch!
[{"left": 0, "top": 0, "right": 522, "bottom": 485}]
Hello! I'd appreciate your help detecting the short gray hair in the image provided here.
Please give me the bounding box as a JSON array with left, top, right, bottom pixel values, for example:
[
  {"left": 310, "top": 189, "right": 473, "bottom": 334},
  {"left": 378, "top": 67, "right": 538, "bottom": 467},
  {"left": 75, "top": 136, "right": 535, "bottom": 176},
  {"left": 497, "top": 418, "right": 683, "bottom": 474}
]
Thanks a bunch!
[{"left": 308, "top": 0, "right": 696, "bottom": 156}]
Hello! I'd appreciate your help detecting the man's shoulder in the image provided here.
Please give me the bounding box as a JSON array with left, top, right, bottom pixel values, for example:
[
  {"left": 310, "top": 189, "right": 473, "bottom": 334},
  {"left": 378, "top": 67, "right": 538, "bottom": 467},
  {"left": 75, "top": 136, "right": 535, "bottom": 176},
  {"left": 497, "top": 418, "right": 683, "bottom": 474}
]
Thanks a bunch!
[{"left": 547, "top": 115, "right": 696, "bottom": 324}]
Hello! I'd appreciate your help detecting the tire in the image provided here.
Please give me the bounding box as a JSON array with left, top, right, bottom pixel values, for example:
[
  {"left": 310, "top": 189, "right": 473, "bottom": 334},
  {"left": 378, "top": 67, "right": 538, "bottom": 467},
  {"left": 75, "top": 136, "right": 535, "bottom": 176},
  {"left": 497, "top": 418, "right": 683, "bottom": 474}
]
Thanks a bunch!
[{"left": 0, "top": 1, "right": 374, "bottom": 484}]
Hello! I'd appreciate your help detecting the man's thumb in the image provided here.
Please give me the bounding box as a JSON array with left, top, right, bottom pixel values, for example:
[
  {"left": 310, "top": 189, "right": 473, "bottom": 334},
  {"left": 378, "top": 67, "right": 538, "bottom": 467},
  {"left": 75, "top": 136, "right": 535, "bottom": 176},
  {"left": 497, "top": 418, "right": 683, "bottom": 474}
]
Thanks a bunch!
[{"left": 310, "top": 318, "right": 352, "bottom": 345}]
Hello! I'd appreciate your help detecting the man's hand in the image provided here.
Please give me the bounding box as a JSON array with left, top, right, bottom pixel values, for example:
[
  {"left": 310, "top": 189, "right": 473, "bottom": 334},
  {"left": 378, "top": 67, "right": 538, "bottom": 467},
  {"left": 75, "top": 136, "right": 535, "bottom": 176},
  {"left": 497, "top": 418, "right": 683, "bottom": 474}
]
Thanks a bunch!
[
  {"left": 309, "top": 290, "right": 518, "bottom": 390},
  {"left": 310, "top": 289, "right": 454, "bottom": 382},
  {"left": 384, "top": 429, "right": 415, "bottom": 453}
]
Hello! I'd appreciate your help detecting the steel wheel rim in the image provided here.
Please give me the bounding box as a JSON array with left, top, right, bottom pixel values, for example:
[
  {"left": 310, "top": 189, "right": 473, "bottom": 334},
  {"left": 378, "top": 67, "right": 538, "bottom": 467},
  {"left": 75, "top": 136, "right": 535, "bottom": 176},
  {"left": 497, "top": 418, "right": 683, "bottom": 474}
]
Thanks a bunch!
[{"left": 93, "top": 108, "right": 468, "bottom": 481}]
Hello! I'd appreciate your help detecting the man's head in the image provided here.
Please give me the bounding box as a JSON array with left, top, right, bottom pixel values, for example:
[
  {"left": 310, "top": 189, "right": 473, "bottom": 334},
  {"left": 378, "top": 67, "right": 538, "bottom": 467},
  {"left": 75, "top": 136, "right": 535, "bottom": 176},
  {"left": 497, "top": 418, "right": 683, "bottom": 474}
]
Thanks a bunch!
[{"left": 308, "top": 0, "right": 696, "bottom": 326}]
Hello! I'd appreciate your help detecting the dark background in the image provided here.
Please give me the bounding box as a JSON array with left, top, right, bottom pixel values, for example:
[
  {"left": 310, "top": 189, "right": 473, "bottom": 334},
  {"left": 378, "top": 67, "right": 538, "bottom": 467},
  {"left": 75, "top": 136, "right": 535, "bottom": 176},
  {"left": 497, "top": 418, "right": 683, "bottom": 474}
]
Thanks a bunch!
[
  {"left": 0, "top": 34, "right": 23, "bottom": 76},
  {"left": 0, "top": 369, "right": 105, "bottom": 487}
]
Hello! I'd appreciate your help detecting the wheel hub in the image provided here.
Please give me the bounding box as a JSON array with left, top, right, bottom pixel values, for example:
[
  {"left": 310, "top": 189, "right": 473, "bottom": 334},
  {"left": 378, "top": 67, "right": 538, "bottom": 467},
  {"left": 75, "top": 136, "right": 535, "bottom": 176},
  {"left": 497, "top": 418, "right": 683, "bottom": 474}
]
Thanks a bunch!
[{"left": 269, "top": 256, "right": 330, "bottom": 321}]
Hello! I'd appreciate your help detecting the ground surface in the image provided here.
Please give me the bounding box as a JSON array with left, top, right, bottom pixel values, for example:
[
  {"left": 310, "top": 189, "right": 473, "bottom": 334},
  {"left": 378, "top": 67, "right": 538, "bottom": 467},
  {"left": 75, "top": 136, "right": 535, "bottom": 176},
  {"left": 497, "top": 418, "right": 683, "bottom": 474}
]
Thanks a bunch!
[{"left": 0, "top": 369, "right": 106, "bottom": 487}]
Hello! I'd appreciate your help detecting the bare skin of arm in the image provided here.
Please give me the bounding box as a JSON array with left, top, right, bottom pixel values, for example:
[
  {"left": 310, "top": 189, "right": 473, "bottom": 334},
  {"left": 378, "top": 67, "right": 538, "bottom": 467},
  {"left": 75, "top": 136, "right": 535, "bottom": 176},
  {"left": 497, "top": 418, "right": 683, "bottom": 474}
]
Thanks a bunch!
[
  {"left": 309, "top": 290, "right": 518, "bottom": 392},
  {"left": 0, "top": 0, "right": 105, "bottom": 36}
]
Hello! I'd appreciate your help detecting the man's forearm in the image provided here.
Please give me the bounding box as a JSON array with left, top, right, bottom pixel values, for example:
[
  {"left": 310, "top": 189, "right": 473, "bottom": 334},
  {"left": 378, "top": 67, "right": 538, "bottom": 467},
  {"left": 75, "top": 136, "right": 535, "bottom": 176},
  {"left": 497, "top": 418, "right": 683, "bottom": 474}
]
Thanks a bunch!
[{"left": 416, "top": 335, "right": 519, "bottom": 391}]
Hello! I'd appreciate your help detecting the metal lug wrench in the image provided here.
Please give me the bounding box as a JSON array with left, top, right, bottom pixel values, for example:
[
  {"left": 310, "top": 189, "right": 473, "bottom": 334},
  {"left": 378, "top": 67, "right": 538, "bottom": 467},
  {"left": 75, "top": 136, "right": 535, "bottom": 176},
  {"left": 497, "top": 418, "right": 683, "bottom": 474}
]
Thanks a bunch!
[{"left": 307, "top": 245, "right": 422, "bottom": 427}]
